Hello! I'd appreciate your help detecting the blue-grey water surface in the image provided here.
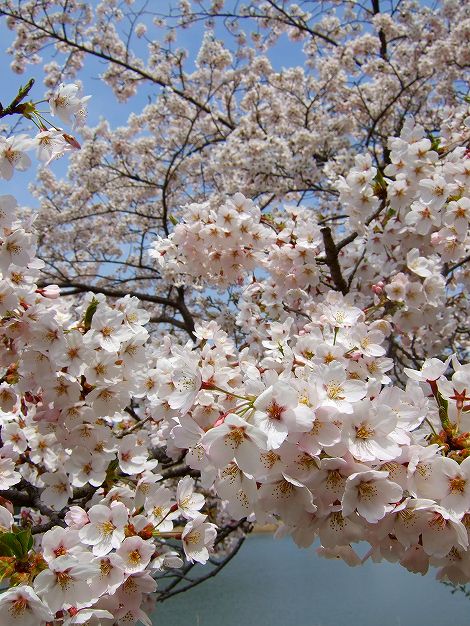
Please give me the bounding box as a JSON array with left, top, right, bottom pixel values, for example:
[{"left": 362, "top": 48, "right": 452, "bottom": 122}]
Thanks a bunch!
[{"left": 152, "top": 535, "right": 470, "bottom": 626}]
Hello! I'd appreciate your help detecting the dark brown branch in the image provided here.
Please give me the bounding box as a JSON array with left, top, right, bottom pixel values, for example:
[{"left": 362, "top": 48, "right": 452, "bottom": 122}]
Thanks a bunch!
[
  {"left": 158, "top": 535, "right": 246, "bottom": 601},
  {"left": 48, "top": 282, "right": 176, "bottom": 308},
  {"left": 320, "top": 226, "right": 348, "bottom": 294},
  {"left": 160, "top": 464, "right": 200, "bottom": 480},
  {"left": 445, "top": 254, "right": 470, "bottom": 277}
]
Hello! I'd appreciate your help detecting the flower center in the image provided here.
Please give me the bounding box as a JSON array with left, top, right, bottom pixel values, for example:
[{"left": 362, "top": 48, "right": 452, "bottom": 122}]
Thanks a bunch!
[
  {"left": 56, "top": 570, "right": 73, "bottom": 590},
  {"left": 357, "top": 481, "right": 377, "bottom": 500},
  {"left": 355, "top": 423, "right": 374, "bottom": 440},
  {"left": 100, "top": 520, "right": 116, "bottom": 536},
  {"left": 128, "top": 549, "right": 142, "bottom": 565},
  {"left": 185, "top": 531, "right": 201, "bottom": 545},
  {"left": 226, "top": 427, "right": 246, "bottom": 447},
  {"left": 100, "top": 558, "right": 112, "bottom": 576},
  {"left": 449, "top": 476, "right": 466, "bottom": 494},
  {"left": 266, "top": 401, "right": 284, "bottom": 420},
  {"left": 326, "top": 382, "right": 345, "bottom": 400},
  {"left": 9, "top": 596, "right": 28, "bottom": 616}
]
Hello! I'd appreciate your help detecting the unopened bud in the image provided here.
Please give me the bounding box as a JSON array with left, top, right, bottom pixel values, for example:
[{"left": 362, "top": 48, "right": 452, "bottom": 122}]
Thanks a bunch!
[
  {"left": 36, "top": 284, "right": 60, "bottom": 299},
  {"left": 62, "top": 133, "right": 81, "bottom": 149}
]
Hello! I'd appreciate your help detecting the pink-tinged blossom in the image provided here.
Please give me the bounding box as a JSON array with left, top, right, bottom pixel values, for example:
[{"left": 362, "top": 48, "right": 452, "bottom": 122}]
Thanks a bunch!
[
  {"left": 318, "top": 507, "right": 363, "bottom": 549},
  {"left": 64, "top": 506, "right": 89, "bottom": 530},
  {"left": 0, "top": 135, "right": 33, "bottom": 180},
  {"left": 203, "top": 413, "right": 268, "bottom": 473},
  {"left": 253, "top": 382, "right": 311, "bottom": 449},
  {"left": 258, "top": 474, "right": 316, "bottom": 525},
  {"left": 182, "top": 514, "right": 217, "bottom": 564},
  {"left": 342, "top": 470, "right": 403, "bottom": 523},
  {"left": 90, "top": 553, "right": 126, "bottom": 596},
  {"left": 79, "top": 502, "right": 128, "bottom": 556},
  {"left": 41, "top": 526, "right": 83, "bottom": 563},
  {"left": 420, "top": 505, "right": 469, "bottom": 557},
  {"left": 117, "top": 434, "right": 158, "bottom": 474},
  {"left": 33, "top": 555, "right": 99, "bottom": 613},
  {"left": 0, "top": 585, "right": 53, "bottom": 626},
  {"left": 65, "top": 449, "right": 108, "bottom": 488},
  {"left": 49, "top": 83, "right": 91, "bottom": 126},
  {"left": 116, "top": 536, "right": 155, "bottom": 574}
]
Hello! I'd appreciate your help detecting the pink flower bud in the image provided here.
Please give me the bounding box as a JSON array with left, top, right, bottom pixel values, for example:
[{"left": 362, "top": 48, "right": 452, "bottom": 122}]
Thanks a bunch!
[
  {"left": 62, "top": 133, "right": 81, "bottom": 149},
  {"left": 64, "top": 505, "right": 89, "bottom": 529},
  {"left": 37, "top": 284, "right": 61, "bottom": 299}
]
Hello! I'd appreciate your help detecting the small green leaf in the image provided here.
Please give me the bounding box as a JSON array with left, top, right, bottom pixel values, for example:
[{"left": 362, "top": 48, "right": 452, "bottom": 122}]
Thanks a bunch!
[
  {"left": 15, "top": 528, "right": 33, "bottom": 555},
  {"left": 8, "top": 78, "right": 35, "bottom": 110},
  {"left": 83, "top": 297, "right": 99, "bottom": 331}
]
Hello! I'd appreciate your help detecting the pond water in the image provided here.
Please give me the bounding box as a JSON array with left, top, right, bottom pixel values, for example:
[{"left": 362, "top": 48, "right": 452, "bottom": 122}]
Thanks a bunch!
[{"left": 152, "top": 535, "right": 470, "bottom": 626}]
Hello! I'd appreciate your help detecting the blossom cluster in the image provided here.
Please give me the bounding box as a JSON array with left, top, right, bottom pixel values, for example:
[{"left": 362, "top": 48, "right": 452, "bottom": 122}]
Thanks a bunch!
[
  {"left": 0, "top": 194, "right": 218, "bottom": 625},
  {"left": 0, "top": 82, "right": 88, "bottom": 178},
  {"left": 151, "top": 193, "right": 323, "bottom": 295},
  {"left": 160, "top": 301, "right": 470, "bottom": 582}
]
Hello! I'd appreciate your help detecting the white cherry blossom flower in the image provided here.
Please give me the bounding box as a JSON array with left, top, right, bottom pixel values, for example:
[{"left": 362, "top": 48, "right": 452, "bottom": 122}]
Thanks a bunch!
[
  {"left": 0, "top": 135, "right": 33, "bottom": 180},
  {"left": 253, "top": 382, "right": 309, "bottom": 449},
  {"left": 33, "top": 555, "right": 99, "bottom": 613},
  {"left": 79, "top": 502, "right": 128, "bottom": 556},
  {"left": 116, "top": 536, "right": 155, "bottom": 573},
  {"left": 42, "top": 527, "right": 85, "bottom": 564},
  {"left": 176, "top": 476, "right": 205, "bottom": 519},
  {"left": 49, "top": 83, "right": 91, "bottom": 126},
  {"left": 0, "top": 585, "right": 53, "bottom": 626},
  {"left": 342, "top": 470, "right": 403, "bottom": 523},
  {"left": 0, "top": 455, "right": 21, "bottom": 490},
  {"left": 182, "top": 514, "right": 217, "bottom": 564},
  {"left": 91, "top": 553, "right": 126, "bottom": 596},
  {"left": 203, "top": 413, "right": 268, "bottom": 473},
  {"left": 404, "top": 356, "right": 451, "bottom": 383}
]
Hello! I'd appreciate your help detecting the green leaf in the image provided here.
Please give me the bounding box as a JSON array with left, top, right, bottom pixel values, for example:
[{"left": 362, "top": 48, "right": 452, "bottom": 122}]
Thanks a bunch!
[
  {"left": 15, "top": 528, "right": 33, "bottom": 555},
  {"left": 83, "top": 297, "right": 99, "bottom": 331},
  {"left": 0, "top": 533, "right": 23, "bottom": 558},
  {"left": 10, "top": 79, "right": 35, "bottom": 108}
]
